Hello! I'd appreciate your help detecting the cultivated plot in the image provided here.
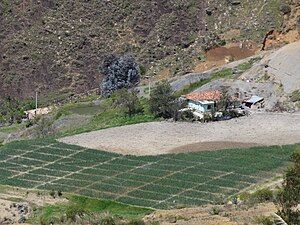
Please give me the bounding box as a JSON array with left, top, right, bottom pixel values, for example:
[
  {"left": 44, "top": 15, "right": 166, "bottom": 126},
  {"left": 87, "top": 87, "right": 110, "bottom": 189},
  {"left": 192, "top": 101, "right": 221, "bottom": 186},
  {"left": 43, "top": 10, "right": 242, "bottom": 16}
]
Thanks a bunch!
[{"left": 0, "top": 139, "right": 296, "bottom": 209}]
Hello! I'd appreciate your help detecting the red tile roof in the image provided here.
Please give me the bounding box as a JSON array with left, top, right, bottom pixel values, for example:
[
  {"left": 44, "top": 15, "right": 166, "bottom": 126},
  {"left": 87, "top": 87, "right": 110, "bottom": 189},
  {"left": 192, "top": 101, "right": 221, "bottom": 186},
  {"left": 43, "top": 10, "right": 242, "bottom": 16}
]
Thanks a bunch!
[{"left": 185, "top": 90, "right": 222, "bottom": 102}]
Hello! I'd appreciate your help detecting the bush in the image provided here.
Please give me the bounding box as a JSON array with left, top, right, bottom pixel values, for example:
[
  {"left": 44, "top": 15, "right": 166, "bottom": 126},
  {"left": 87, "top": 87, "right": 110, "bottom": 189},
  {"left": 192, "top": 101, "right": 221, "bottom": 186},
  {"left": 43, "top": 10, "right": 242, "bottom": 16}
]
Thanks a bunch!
[
  {"left": 126, "top": 219, "right": 145, "bottom": 225},
  {"left": 255, "top": 215, "right": 274, "bottom": 225},
  {"left": 65, "top": 204, "right": 86, "bottom": 222},
  {"left": 49, "top": 190, "right": 56, "bottom": 198},
  {"left": 99, "top": 215, "right": 116, "bottom": 225},
  {"left": 252, "top": 188, "right": 274, "bottom": 202},
  {"left": 280, "top": 4, "right": 291, "bottom": 15},
  {"left": 111, "top": 89, "right": 143, "bottom": 117},
  {"left": 290, "top": 90, "right": 300, "bottom": 102},
  {"left": 210, "top": 207, "right": 222, "bottom": 215},
  {"left": 100, "top": 54, "right": 140, "bottom": 96},
  {"left": 35, "top": 116, "right": 54, "bottom": 138},
  {"left": 180, "top": 109, "right": 195, "bottom": 121}
]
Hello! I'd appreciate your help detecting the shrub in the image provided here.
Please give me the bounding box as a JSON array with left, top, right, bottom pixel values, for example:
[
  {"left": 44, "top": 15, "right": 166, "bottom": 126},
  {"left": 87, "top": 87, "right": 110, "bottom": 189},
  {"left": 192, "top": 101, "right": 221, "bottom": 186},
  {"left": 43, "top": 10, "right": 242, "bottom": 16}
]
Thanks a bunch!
[
  {"left": 180, "top": 109, "right": 195, "bottom": 121},
  {"left": 65, "top": 204, "right": 86, "bottom": 222},
  {"left": 210, "top": 207, "right": 222, "bottom": 215},
  {"left": 280, "top": 4, "right": 291, "bottom": 15},
  {"left": 100, "top": 54, "right": 140, "bottom": 96},
  {"left": 290, "top": 90, "right": 300, "bottom": 102},
  {"left": 57, "top": 190, "right": 63, "bottom": 197},
  {"left": 252, "top": 188, "right": 274, "bottom": 202},
  {"left": 255, "top": 215, "right": 274, "bottom": 225},
  {"left": 35, "top": 116, "right": 54, "bottom": 138},
  {"left": 126, "top": 219, "right": 145, "bottom": 225},
  {"left": 198, "top": 54, "right": 206, "bottom": 62},
  {"left": 49, "top": 190, "right": 56, "bottom": 198},
  {"left": 111, "top": 89, "right": 143, "bottom": 117},
  {"left": 99, "top": 215, "right": 116, "bottom": 225}
]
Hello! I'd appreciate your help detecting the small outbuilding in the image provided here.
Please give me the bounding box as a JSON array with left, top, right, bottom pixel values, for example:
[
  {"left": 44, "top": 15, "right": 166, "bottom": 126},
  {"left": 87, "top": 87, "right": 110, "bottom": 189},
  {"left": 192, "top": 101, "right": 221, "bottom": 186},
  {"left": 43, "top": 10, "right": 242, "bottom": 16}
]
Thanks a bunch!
[{"left": 243, "top": 95, "right": 264, "bottom": 109}]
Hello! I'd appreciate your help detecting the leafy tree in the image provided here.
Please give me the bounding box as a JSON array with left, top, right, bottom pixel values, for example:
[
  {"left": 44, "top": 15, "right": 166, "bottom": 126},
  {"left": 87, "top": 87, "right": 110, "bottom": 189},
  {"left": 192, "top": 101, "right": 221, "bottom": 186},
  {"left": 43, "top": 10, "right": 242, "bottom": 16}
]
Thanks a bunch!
[
  {"left": 112, "top": 89, "right": 143, "bottom": 117},
  {"left": 100, "top": 54, "right": 140, "bottom": 96},
  {"left": 276, "top": 150, "right": 300, "bottom": 225},
  {"left": 0, "top": 97, "right": 35, "bottom": 125},
  {"left": 149, "top": 82, "right": 181, "bottom": 119}
]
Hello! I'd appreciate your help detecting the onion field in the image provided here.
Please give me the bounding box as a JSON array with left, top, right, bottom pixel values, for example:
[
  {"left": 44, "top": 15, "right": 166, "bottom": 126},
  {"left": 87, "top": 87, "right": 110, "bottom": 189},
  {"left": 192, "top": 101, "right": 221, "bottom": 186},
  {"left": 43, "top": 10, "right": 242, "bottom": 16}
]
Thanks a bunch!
[{"left": 0, "top": 139, "right": 296, "bottom": 209}]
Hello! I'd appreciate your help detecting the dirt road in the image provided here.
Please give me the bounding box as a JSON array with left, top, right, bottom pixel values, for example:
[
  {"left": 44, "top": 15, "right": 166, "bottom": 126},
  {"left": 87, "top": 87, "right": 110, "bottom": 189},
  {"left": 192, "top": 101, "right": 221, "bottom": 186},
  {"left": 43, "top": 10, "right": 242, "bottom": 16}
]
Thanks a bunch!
[{"left": 59, "top": 112, "right": 300, "bottom": 156}]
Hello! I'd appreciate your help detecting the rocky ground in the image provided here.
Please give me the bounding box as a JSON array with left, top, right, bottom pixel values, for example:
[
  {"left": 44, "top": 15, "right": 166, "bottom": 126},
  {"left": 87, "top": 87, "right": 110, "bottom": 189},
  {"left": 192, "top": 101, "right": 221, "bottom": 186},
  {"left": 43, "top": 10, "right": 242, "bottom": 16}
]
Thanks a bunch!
[
  {"left": 0, "top": 0, "right": 289, "bottom": 101},
  {"left": 60, "top": 112, "right": 300, "bottom": 156},
  {"left": 0, "top": 187, "right": 67, "bottom": 225}
]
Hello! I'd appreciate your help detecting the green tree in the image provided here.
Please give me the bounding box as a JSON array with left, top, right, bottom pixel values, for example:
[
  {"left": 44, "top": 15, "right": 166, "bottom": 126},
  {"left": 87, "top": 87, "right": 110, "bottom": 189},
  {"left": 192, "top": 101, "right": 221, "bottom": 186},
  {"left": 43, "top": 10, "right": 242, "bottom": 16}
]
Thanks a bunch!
[
  {"left": 276, "top": 150, "right": 300, "bottom": 225},
  {"left": 149, "top": 82, "right": 180, "bottom": 119}
]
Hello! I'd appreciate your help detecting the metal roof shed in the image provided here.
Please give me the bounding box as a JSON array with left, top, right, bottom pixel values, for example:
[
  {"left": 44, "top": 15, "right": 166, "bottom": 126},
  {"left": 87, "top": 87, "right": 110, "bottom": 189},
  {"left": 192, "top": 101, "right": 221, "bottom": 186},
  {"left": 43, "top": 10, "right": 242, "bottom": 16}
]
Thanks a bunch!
[{"left": 244, "top": 95, "right": 264, "bottom": 108}]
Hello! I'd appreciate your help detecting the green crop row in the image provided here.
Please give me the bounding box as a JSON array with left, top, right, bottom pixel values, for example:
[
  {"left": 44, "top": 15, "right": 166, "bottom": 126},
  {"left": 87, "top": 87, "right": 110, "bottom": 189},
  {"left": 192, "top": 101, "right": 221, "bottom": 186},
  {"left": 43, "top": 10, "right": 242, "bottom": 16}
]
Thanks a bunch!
[
  {"left": 95, "top": 162, "right": 135, "bottom": 172},
  {"left": 66, "top": 172, "right": 109, "bottom": 181},
  {"left": 132, "top": 168, "right": 171, "bottom": 177},
  {"left": 30, "top": 168, "right": 70, "bottom": 177},
  {"left": 127, "top": 189, "right": 171, "bottom": 201},
  {"left": 39, "top": 183, "right": 78, "bottom": 192},
  {"left": 2, "top": 178, "right": 41, "bottom": 189},
  {"left": 169, "top": 172, "right": 212, "bottom": 183},
  {"left": 45, "top": 163, "right": 81, "bottom": 172},
  {"left": 8, "top": 157, "right": 45, "bottom": 167},
  {"left": 116, "top": 172, "right": 157, "bottom": 183},
  {"left": 103, "top": 178, "right": 145, "bottom": 188},
  {"left": 141, "top": 183, "right": 183, "bottom": 195},
  {"left": 36, "top": 147, "right": 75, "bottom": 156},
  {"left": 90, "top": 182, "right": 126, "bottom": 194},
  {"left": 18, "top": 173, "right": 54, "bottom": 182},
  {"left": 81, "top": 168, "right": 119, "bottom": 176},
  {"left": 23, "top": 152, "right": 62, "bottom": 162},
  {"left": 72, "top": 151, "right": 113, "bottom": 163},
  {"left": 52, "top": 178, "right": 90, "bottom": 187}
]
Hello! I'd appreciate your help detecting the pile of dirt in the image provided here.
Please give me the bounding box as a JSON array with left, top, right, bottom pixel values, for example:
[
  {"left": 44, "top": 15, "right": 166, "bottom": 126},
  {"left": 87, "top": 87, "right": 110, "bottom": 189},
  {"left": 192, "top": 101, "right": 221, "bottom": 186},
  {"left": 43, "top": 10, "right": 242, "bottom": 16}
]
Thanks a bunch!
[{"left": 193, "top": 42, "right": 258, "bottom": 73}]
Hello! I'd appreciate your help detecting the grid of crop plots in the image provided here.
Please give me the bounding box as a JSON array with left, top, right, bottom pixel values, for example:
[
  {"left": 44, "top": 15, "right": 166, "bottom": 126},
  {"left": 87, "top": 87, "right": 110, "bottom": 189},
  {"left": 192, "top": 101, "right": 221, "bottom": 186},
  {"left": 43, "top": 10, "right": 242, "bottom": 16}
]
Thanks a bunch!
[{"left": 0, "top": 139, "right": 296, "bottom": 209}]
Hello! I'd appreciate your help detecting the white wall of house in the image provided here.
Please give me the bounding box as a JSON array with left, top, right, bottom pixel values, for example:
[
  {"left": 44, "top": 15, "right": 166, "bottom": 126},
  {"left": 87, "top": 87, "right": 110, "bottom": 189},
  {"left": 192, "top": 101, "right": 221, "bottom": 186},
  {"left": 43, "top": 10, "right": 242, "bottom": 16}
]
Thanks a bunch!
[{"left": 188, "top": 100, "right": 215, "bottom": 113}]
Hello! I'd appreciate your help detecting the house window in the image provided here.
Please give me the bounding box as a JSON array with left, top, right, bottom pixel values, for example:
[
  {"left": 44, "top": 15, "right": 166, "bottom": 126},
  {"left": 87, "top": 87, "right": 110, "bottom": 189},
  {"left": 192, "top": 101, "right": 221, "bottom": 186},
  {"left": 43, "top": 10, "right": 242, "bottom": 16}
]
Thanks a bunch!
[{"left": 207, "top": 104, "right": 212, "bottom": 110}]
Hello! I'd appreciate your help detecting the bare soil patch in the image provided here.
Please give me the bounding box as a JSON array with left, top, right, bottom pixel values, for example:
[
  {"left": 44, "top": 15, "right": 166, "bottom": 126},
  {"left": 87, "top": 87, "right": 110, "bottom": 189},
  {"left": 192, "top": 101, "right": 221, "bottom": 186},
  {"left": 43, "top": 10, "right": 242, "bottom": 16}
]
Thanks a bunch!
[{"left": 59, "top": 113, "right": 300, "bottom": 156}]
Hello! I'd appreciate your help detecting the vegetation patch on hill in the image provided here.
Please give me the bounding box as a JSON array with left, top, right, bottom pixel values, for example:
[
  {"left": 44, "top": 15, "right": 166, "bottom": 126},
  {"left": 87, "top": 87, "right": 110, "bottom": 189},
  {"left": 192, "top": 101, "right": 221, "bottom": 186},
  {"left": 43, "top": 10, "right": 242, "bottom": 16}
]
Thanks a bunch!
[{"left": 0, "top": 0, "right": 285, "bottom": 101}]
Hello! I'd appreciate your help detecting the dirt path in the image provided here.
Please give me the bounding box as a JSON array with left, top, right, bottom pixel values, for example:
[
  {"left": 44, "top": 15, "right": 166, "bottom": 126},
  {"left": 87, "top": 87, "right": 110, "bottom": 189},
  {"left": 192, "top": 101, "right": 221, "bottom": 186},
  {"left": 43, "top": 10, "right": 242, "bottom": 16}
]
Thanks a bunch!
[{"left": 59, "top": 112, "right": 300, "bottom": 156}]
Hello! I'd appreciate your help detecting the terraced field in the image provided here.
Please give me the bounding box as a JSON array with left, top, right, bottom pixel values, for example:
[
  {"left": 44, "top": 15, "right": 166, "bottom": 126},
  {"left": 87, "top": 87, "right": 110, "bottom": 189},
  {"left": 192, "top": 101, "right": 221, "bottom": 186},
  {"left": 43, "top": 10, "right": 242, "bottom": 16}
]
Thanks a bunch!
[{"left": 0, "top": 139, "right": 297, "bottom": 209}]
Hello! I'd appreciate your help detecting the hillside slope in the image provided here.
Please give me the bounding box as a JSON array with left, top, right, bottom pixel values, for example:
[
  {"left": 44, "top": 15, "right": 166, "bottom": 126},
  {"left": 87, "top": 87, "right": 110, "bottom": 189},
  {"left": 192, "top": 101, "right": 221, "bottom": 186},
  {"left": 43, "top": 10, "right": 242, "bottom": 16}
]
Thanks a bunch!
[{"left": 0, "top": 0, "right": 294, "bottom": 101}]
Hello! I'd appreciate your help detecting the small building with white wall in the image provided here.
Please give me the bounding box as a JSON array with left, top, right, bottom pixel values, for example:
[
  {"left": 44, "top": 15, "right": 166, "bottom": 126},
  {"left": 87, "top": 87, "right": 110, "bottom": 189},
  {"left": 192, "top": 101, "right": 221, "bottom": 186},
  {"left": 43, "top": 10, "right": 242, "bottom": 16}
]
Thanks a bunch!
[{"left": 185, "top": 90, "right": 222, "bottom": 113}]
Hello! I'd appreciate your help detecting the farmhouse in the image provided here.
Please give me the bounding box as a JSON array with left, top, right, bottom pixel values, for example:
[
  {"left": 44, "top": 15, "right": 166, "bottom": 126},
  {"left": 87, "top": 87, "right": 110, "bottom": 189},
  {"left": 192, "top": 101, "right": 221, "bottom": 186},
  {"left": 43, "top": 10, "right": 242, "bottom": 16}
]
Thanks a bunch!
[
  {"left": 185, "top": 90, "right": 222, "bottom": 113},
  {"left": 25, "top": 107, "right": 52, "bottom": 120}
]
